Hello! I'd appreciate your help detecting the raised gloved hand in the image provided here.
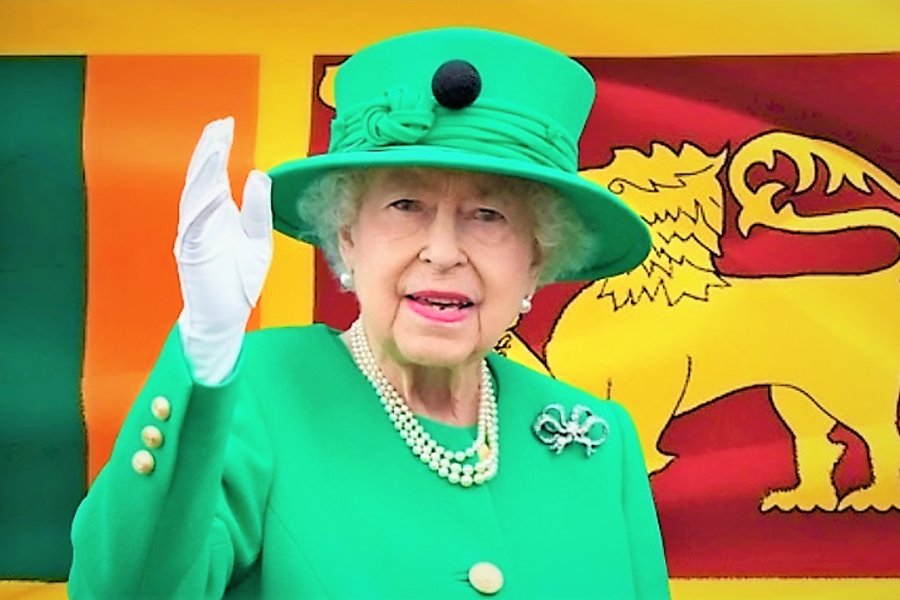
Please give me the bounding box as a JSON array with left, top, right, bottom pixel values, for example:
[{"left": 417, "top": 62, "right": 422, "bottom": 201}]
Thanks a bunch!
[{"left": 174, "top": 117, "right": 273, "bottom": 385}]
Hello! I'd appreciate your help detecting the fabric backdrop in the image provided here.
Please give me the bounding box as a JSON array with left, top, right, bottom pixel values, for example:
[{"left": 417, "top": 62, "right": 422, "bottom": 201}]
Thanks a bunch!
[{"left": 0, "top": 1, "right": 898, "bottom": 598}]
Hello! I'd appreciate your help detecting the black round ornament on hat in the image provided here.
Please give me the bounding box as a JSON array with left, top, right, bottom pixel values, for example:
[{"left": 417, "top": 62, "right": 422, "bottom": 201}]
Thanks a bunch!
[{"left": 432, "top": 59, "right": 482, "bottom": 109}]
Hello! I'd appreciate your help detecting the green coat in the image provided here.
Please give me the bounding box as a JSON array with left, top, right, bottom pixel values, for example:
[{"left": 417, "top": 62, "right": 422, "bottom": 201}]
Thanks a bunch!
[{"left": 69, "top": 325, "right": 670, "bottom": 599}]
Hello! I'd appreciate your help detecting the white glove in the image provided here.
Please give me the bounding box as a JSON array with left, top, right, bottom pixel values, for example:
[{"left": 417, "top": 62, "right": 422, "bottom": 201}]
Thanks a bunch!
[{"left": 174, "top": 117, "right": 273, "bottom": 385}]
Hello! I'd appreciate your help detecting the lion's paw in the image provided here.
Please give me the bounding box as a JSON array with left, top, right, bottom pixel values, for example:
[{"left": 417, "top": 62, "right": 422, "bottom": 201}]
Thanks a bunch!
[
  {"left": 838, "top": 483, "right": 900, "bottom": 511},
  {"left": 760, "top": 486, "right": 838, "bottom": 512}
]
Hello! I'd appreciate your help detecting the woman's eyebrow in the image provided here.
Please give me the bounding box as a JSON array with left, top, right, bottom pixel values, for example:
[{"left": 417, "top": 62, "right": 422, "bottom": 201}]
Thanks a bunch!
[
  {"left": 471, "top": 183, "right": 518, "bottom": 206},
  {"left": 376, "top": 168, "right": 438, "bottom": 193}
]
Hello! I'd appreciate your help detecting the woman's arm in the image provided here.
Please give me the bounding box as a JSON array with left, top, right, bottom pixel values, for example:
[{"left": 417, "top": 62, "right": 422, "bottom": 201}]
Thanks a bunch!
[
  {"left": 70, "top": 118, "right": 274, "bottom": 598},
  {"left": 68, "top": 327, "right": 273, "bottom": 599}
]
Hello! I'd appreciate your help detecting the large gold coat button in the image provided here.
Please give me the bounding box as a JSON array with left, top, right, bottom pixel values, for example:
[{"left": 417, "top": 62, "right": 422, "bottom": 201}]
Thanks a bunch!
[
  {"left": 141, "top": 425, "right": 163, "bottom": 449},
  {"left": 151, "top": 396, "right": 171, "bottom": 421},
  {"left": 132, "top": 450, "right": 155, "bottom": 475},
  {"left": 468, "top": 562, "right": 503, "bottom": 595}
]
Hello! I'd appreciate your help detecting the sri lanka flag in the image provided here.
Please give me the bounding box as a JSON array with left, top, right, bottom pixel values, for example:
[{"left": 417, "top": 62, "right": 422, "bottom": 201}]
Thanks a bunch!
[
  {"left": 1, "top": 3, "right": 900, "bottom": 599},
  {"left": 0, "top": 55, "right": 260, "bottom": 579}
]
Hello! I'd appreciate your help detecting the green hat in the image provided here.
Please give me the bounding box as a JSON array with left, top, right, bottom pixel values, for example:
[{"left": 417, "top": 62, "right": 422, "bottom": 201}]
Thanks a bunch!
[{"left": 268, "top": 27, "right": 650, "bottom": 281}]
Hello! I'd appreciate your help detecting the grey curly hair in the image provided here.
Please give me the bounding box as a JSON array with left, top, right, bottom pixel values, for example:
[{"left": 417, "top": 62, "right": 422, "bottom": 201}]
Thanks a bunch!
[{"left": 296, "top": 167, "right": 594, "bottom": 285}]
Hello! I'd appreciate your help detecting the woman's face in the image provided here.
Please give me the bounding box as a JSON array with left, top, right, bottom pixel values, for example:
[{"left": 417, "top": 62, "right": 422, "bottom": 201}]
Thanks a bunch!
[{"left": 339, "top": 168, "right": 540, "bottom": 370}]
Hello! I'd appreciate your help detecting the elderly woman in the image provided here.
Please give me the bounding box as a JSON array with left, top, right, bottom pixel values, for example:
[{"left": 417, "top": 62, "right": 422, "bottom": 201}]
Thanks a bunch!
[{"left": 69, "top": 28, "right": 669, "bottom": 599}]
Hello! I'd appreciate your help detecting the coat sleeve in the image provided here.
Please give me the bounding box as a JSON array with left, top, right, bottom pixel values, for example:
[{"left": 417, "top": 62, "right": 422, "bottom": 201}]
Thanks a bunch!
[
  {"left": 68, "top": 326, "right": 273, "bottom": 600},
  {"left": 609, "top": 402, "right": 672, "bottom": 600}
]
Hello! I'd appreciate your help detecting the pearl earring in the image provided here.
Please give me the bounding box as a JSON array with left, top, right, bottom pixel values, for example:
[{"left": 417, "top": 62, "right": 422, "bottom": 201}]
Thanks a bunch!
[
  {"left": 339, "top": 271, "right": 354, "bottom": 291},
  {"left": 520, "top": 296, "right": 533, "bottom": 314}
]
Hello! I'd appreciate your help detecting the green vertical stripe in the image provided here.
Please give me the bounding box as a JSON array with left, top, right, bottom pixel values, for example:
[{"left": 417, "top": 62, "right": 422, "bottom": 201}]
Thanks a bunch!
[{"left": 0, "top": 56, "right": 87, "bottom": 580}]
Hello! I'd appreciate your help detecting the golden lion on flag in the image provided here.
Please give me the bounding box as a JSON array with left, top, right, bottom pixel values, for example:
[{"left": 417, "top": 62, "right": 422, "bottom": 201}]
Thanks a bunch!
[{"left": 540, "top": 132, "right": 900, "bottom": 512}]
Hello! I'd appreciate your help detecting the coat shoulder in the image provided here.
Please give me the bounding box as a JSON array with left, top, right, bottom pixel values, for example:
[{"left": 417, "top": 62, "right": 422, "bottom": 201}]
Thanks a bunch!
[
  {"left": 242, "top": 324, "right": 338, "bottom": 366},
  {"left": 244, "top": 323, "right": 333, "bottom": 347},
  {"left": 487, "top": 352, "right": 631, "bottom": 424}
]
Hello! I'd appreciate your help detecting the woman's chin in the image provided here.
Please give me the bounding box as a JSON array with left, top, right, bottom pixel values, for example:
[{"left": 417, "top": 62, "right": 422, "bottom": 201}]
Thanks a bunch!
[{"left": 393, "top": 337, "right": 481, "bottom": 370}]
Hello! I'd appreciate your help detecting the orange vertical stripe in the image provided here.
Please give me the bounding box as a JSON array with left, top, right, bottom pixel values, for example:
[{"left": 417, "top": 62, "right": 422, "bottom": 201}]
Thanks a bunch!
[{"left": 82, "top": 55, "right": 259, "bottom": 482}]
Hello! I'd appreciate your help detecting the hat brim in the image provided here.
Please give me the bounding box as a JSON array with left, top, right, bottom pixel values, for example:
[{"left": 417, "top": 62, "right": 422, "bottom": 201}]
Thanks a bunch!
[{"left": 268, "top": 146, "right": 650, "bottom": 282}]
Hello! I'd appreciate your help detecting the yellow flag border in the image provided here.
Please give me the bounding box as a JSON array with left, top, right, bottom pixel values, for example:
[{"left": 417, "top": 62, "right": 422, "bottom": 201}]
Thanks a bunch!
[
  {"left": 3, "top": 578, "right": 900, "bottom": 600},
  {"left": 2, "top": 1, "right": 898, "bottom": 596}
]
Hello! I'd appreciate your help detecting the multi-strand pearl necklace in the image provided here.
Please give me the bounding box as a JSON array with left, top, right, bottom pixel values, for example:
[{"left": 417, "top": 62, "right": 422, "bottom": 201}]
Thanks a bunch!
[{"left": 348, "top": 319, "right": 499, "bottom": 487}]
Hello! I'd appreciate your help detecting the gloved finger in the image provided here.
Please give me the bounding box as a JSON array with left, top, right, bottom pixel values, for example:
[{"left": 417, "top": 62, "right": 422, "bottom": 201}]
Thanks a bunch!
[
  {"left": 176, "top": 119, "right": 234, "bottom": 256},
  {"left": 183, "top": 117, "right": 233, "bottom": 192},
  {"left": 239, "top": 170, "right": 273, "bottom": 243},
  {"left": 174, "top": 192, "right": 235, "bottom": 263},
  {"left": 180, "top": 117, "right": 234, "bottom": 228}
]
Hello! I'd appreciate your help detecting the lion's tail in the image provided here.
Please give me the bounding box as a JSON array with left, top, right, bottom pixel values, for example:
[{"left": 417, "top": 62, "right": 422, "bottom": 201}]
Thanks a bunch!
[{"left": 729, "top": 132, "right": 900, "bottom": 259}]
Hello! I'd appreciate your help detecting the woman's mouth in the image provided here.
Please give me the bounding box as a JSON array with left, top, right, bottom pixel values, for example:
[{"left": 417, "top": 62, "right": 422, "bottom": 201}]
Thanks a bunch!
[{"left": 404, "top": 291, "right": 474, "bottom": 323}]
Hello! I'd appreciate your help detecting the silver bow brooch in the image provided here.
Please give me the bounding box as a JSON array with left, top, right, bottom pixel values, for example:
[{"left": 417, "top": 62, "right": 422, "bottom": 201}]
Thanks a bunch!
[{"left": 532, "top": 404, "right": 609, "bottom": 457}]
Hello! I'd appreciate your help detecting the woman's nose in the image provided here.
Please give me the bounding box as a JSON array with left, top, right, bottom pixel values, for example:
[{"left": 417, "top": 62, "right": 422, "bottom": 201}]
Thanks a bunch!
[{"left": 418, "top": 208, "right": 467, "bottom": 270}]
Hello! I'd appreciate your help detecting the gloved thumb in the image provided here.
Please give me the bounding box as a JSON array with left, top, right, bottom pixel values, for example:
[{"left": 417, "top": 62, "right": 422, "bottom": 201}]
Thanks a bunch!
[{"left": 240, "top": 170, "right": 273, "bottom": 242}]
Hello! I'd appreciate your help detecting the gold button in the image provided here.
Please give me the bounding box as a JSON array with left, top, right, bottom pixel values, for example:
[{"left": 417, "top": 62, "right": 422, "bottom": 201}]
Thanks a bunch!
[
  {"left": 468, "top": 562, "right": 503, "bottom": 595},
  {"left": 141, "top": 425, "right": 163, "bottom": 449},
  {"left": 151, "top": 396, "right": 171, "bottom": 421},
  {"left": 132, "top": 450, "right": 155, "bottom": 475}
]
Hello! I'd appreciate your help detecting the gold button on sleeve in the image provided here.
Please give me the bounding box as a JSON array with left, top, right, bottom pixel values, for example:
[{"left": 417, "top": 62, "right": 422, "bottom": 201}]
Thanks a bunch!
[
  {"left": 131, "top": 450, "right": 155, "bottom": 475},
  {"left": 151, "top": 396, "right": 171, "bottom": 421},
  {"left": 141, "top": 425, "right": 163, "bottom": 449},
  {"left": 468, "top": 562, "right": 503, "bottom": 595}
]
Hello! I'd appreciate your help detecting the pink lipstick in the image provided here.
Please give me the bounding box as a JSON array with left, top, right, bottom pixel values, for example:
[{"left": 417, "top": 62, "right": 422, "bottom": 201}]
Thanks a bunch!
[{"left": 404, "top": 291, "right": 474, "bottom": 324}]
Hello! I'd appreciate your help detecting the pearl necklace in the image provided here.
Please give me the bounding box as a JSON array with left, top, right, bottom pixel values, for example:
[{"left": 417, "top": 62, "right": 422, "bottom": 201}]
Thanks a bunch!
[{"left": 348, "top": 319, "right": 499, "bottom": 487}]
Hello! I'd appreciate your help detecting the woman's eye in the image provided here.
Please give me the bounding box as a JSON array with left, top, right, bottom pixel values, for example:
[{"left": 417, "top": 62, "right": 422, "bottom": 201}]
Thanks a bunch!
[
  {"left": 474, "top": 208, "right": 505, "bottom": 223},
  {"left": 389, "top": 198, "right": 421, "bottom": 212}
]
